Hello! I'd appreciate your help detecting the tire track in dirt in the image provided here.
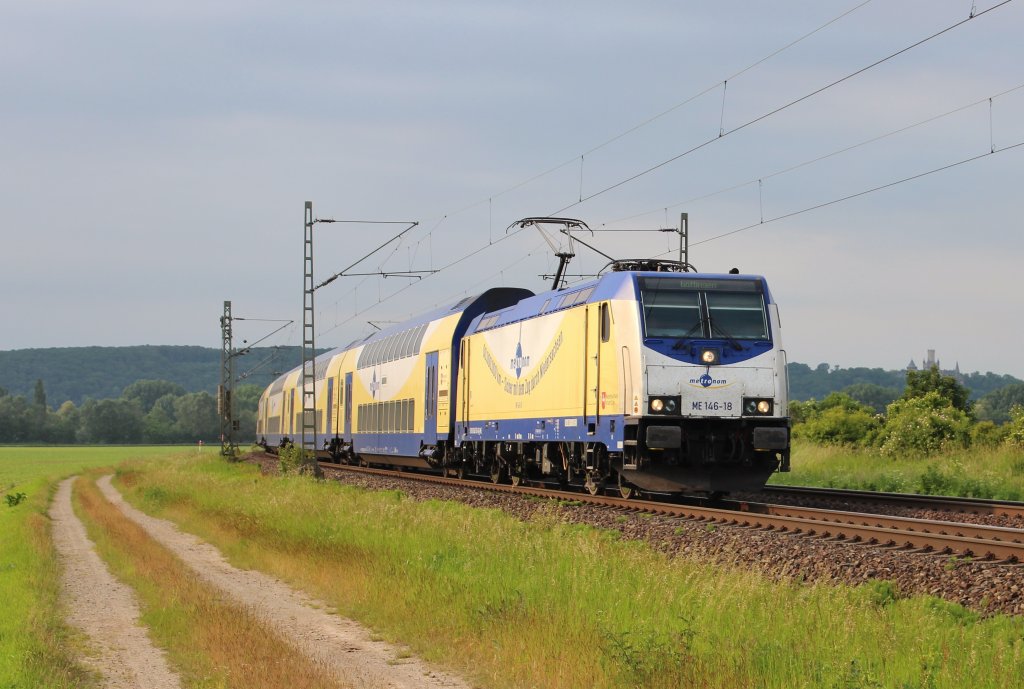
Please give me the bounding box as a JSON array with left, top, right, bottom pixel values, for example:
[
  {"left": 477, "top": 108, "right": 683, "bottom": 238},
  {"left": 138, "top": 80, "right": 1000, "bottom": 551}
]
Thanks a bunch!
[
  {"left": 95, "top": 475, "right": 471, "bottom": 689},
  {"left": 49, "top": 477, "right": 183, "bottom": 689}
]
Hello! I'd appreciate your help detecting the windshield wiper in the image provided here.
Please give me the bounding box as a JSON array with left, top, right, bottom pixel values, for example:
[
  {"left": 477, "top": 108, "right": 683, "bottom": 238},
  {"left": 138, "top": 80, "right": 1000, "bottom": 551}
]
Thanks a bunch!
[
  {"left": 708, "top": 317, "right": 744, "bottom": 351},
  {"left": 671, "top": 321, "right": 705, "bottom": 349}
]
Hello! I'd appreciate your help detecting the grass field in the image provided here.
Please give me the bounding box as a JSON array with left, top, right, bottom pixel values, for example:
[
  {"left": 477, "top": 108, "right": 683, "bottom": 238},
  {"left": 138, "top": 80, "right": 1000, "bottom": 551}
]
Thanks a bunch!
[
  {"left": 771, "top": 440, "right": 1024, "bottom": 501},
  {"left": 5, "top": 444, "right": 1024, "bottom": 688},
  {"left": 0, "top": 446, "right": 200, "bottom": 689},
  {"left": 114, "top": 454, "right": 1024, "bottom": 689}
]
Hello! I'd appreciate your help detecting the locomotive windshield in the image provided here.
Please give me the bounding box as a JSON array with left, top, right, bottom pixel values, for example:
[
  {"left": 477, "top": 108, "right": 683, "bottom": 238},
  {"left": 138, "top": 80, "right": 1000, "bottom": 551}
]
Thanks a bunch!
[{"left": 639, "top": 277, "right": 769, "bottom": 341}]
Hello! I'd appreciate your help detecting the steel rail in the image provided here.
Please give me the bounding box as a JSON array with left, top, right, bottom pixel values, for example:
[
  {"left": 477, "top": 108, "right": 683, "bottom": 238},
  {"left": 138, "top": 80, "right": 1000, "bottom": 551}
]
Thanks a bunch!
[
  {"left": 729, "top": 500, "right": 1024, "bottom": 547},
  {"left": 761, "top": 485, "right": 1024, "bottom": 519},
  {"left": 316, "top": 460, "right": 1024, "bottom": 563}
]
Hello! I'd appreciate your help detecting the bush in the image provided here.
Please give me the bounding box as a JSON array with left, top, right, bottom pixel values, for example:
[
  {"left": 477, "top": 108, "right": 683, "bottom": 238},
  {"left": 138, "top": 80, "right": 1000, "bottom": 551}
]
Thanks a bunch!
[
  {"left": 789, "top": 399, "right": 815, "bottom": 425},
  {"left": 877, "top": 392, "right": 972, "bottom": 458},
  {"left": 970, "top": 421, "right": 1007, "bottom": 448},
  {"left": 1006, "top": 405, "right": 1024, "bottom": 449},
  {"left": 800, "top": 407, "right": 880, "bottom": 447},
  {"left": 276, "top": 443, "right": 320, "bottom": 476},
  {"left": 792, "top": 393, "right": 880, "bottom": 447},
  {"left": 277, "top": 443, "right": 303, "bottom": 474}
]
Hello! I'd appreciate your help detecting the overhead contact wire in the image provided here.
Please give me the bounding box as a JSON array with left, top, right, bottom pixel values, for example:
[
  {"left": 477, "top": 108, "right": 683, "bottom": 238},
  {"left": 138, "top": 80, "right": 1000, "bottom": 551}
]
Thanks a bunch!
[
  {"left": 415, "top": 0, "right": 875, "bottom": 226},
  {"left": 599, "top": 82, "right": 1024, "bottom": 227},
  {"left": 551, "top": 0, "right": 1015, "bottom": 215},
  {"left": 682, "top": 141, "right": 1024, "bottom": 249}
]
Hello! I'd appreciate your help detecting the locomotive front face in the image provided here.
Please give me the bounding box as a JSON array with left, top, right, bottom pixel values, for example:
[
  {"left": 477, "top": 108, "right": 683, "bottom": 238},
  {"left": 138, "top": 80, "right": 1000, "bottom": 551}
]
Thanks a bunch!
[{"left": 626, "top": 275, "right": 790, "bottom": 492}]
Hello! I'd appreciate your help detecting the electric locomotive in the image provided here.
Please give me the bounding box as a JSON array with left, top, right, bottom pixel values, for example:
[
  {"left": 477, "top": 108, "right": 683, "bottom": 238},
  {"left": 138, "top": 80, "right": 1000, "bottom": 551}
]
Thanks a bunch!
[{"left": 257, "top": 260, "right": 790, "bottom": 496}]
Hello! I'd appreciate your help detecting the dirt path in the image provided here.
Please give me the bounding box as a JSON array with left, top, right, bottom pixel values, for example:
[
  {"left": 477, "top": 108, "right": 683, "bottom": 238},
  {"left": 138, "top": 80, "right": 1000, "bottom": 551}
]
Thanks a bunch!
[
  {"left": 48, "top": 477, "right": 183, "bottom": 689},
  {"left": 94, "top": 474, "right": 471, "bottom": 689}
]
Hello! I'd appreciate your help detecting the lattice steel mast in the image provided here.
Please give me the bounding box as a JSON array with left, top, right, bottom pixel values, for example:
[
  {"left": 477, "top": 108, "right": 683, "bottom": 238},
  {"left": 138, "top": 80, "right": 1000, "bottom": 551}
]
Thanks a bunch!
[
  {"left": 218, "top": 300, "right": 237, "bottom": 457},
  {"left": 300, "top": 202, "right": 321, "bottom": 473}
]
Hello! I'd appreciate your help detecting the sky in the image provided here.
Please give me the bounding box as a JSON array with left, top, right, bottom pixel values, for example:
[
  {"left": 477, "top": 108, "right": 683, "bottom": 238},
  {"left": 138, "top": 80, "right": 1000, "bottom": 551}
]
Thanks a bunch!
[{"left": 2, "top": 0, "right": 1023, "bottom": 379}]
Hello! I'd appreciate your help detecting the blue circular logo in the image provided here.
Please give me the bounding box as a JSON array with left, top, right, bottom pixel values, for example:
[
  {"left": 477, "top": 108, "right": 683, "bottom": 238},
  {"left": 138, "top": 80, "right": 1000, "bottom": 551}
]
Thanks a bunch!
[{"left": 699, "top": 373, "right": 713, "bottom": 388}]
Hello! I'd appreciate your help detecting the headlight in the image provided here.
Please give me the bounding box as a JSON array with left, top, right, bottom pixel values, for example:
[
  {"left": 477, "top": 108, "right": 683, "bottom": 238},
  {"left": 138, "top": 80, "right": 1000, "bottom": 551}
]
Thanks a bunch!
[
  {"left": 743, "top": 398, "right": 773, "bottom": 416},
  {"left": 648, "top": 396, "right": 681, "bottom": 415},
  {"left": 700, "top": 348, "right": 719, "bottom": 365}
]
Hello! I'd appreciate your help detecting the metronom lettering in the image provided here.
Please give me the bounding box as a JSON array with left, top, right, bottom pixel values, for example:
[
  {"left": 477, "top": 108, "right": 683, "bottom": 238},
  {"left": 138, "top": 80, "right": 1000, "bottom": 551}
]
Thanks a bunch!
[{"left": 481, "top": 332, "right": 563, "bottom": 396}]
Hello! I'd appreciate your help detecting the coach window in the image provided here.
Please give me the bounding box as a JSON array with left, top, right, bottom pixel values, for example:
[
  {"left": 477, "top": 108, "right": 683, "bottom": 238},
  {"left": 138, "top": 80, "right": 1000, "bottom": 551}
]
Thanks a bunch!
[
  {"left": 600, "top": 302, "right": 611, "bottom": 342},
  {"left": 398, "top": 328, "right": 415, "bottom": 359},
  {"left": 383, "top": 334, "right": 400, "bottom": 363}
]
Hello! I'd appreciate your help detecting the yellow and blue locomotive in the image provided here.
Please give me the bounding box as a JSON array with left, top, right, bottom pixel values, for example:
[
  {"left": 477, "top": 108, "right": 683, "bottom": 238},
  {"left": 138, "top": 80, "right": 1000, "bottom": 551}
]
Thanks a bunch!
[{"left": 257, "top": 263, "right": 790, "bottom": 496}]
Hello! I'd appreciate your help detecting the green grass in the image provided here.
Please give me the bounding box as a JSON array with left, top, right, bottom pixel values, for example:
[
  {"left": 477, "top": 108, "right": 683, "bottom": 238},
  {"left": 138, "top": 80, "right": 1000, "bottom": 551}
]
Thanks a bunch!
[
  {"left": 0, "top": 446, "right": 197, "bottom": 689},
  {"left": 117, "top": 455, "right": 1024, "bottom": 689},
  {"left": 771, "top": 440, "right": 1024, "bottom": 500}
]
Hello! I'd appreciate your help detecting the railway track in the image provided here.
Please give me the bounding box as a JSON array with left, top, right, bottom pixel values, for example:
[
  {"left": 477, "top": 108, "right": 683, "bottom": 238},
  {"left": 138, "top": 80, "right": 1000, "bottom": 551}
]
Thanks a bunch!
[
  {"left": 312, "top": 459, "right": 1024, "bottom": 564},
  {"left": 759, "top": 485, "right": 1024, "bottom": 519}
]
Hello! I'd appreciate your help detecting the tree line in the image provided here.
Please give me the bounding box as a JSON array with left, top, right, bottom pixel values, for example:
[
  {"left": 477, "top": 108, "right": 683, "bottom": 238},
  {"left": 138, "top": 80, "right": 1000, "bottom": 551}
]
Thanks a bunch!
[
  {"left": 0, "top": 345, "right": 311, "bottom": 406},
  {"left": 0, "top": 379, "right": 261, "bottom": 444},
  {"left": 792, "top": 366, "right": 1024, "bottom": 455},
  {"left": 787, "top": 361, "right": 1022, "bottom": 403}
]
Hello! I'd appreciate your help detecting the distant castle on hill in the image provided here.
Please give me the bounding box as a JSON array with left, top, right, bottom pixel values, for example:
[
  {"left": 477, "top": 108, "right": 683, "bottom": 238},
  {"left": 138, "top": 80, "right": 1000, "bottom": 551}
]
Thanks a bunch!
[{"left": 906, "top": 349, "right": 963, "bottom": 381}]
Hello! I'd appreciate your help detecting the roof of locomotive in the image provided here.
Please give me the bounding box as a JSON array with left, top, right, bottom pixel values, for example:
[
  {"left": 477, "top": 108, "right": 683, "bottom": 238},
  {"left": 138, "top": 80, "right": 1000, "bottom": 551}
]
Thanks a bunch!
[{"left": 466, "top": 270, "right": 774, "bottom": 335}]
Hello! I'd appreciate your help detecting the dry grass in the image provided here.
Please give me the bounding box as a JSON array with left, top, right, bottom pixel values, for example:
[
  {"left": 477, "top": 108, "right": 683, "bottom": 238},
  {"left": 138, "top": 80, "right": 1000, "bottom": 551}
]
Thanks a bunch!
[{"left": 73, "top": 473, "right": 352, "bottom": 689}]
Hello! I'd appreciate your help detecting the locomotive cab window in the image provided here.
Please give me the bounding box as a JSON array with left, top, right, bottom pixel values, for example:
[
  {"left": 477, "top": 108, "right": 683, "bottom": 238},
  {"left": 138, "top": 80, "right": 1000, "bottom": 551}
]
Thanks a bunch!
[
  {"left": 640, "top": 283, "right": 701, "bottom": 338},
  {"left": 639, "top": 277, "right": 769, "bottom": 341},
  {"left": 706, "top": 292, "right": 768, "bottom": 340}
]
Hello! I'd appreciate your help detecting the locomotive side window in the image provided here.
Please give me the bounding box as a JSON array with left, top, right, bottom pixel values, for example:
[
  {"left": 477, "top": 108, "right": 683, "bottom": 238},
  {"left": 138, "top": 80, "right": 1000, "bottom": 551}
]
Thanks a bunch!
[{"left": 706, "top": 292, "right": 768, "bottom": 340}]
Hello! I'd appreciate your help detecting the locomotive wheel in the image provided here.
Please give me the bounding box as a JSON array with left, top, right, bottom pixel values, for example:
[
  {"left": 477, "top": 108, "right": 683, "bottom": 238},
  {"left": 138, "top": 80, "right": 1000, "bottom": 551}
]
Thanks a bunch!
[
  {"left": 617, "top": 473, "right": 635, "bottom": 500},
  {"left": 489, "top": 462, "right": 503, "bottom": 484},
  {"left": 583, "top": 471, "right": 603, "bottom": 496}
]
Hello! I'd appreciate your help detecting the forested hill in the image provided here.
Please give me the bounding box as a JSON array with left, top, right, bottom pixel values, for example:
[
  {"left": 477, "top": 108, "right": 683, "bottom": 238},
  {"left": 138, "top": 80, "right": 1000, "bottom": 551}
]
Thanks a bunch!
[
  {"left": 0, "top": 346, "right": 1021, "bottom": 407},
  {"left": 0, "top": 345, "right": 315, "bottom": 405},
  {"left": 787, "top": 362, "right": 1022, "bottom": 402}
]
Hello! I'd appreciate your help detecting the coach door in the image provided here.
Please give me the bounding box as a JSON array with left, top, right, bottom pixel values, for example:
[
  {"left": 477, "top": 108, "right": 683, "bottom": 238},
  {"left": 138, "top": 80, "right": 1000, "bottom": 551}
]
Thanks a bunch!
[
  {"left": 343, "top": 372, "right": 353, "bottom": 436},
  {"left": 424, "top": 351, "right": 439, "bottom": 440}
]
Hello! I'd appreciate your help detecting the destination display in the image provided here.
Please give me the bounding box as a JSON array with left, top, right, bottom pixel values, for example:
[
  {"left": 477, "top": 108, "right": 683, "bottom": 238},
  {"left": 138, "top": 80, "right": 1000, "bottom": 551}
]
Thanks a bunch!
[{"left": 639, "top": 277, "right": 762, "bottom": 292}]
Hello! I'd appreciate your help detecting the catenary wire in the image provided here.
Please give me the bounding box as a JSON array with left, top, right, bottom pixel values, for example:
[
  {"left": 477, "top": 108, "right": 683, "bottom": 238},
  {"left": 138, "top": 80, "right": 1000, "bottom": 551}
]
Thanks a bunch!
[
  {"left": 653, "top": 140, "right": 1024, "bottom": 251},
  {"left": 549, "top": 0, "right": 1015, "bottom": 216},
  {"left": 312, "top": 1, "right": 1013, "bottom": 342},
  {"left": 417, "top": 0, "right": 876, "bottom": 222},
  {"left": 598, "top": 82, "right": 1024, "bottom": 228}
]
